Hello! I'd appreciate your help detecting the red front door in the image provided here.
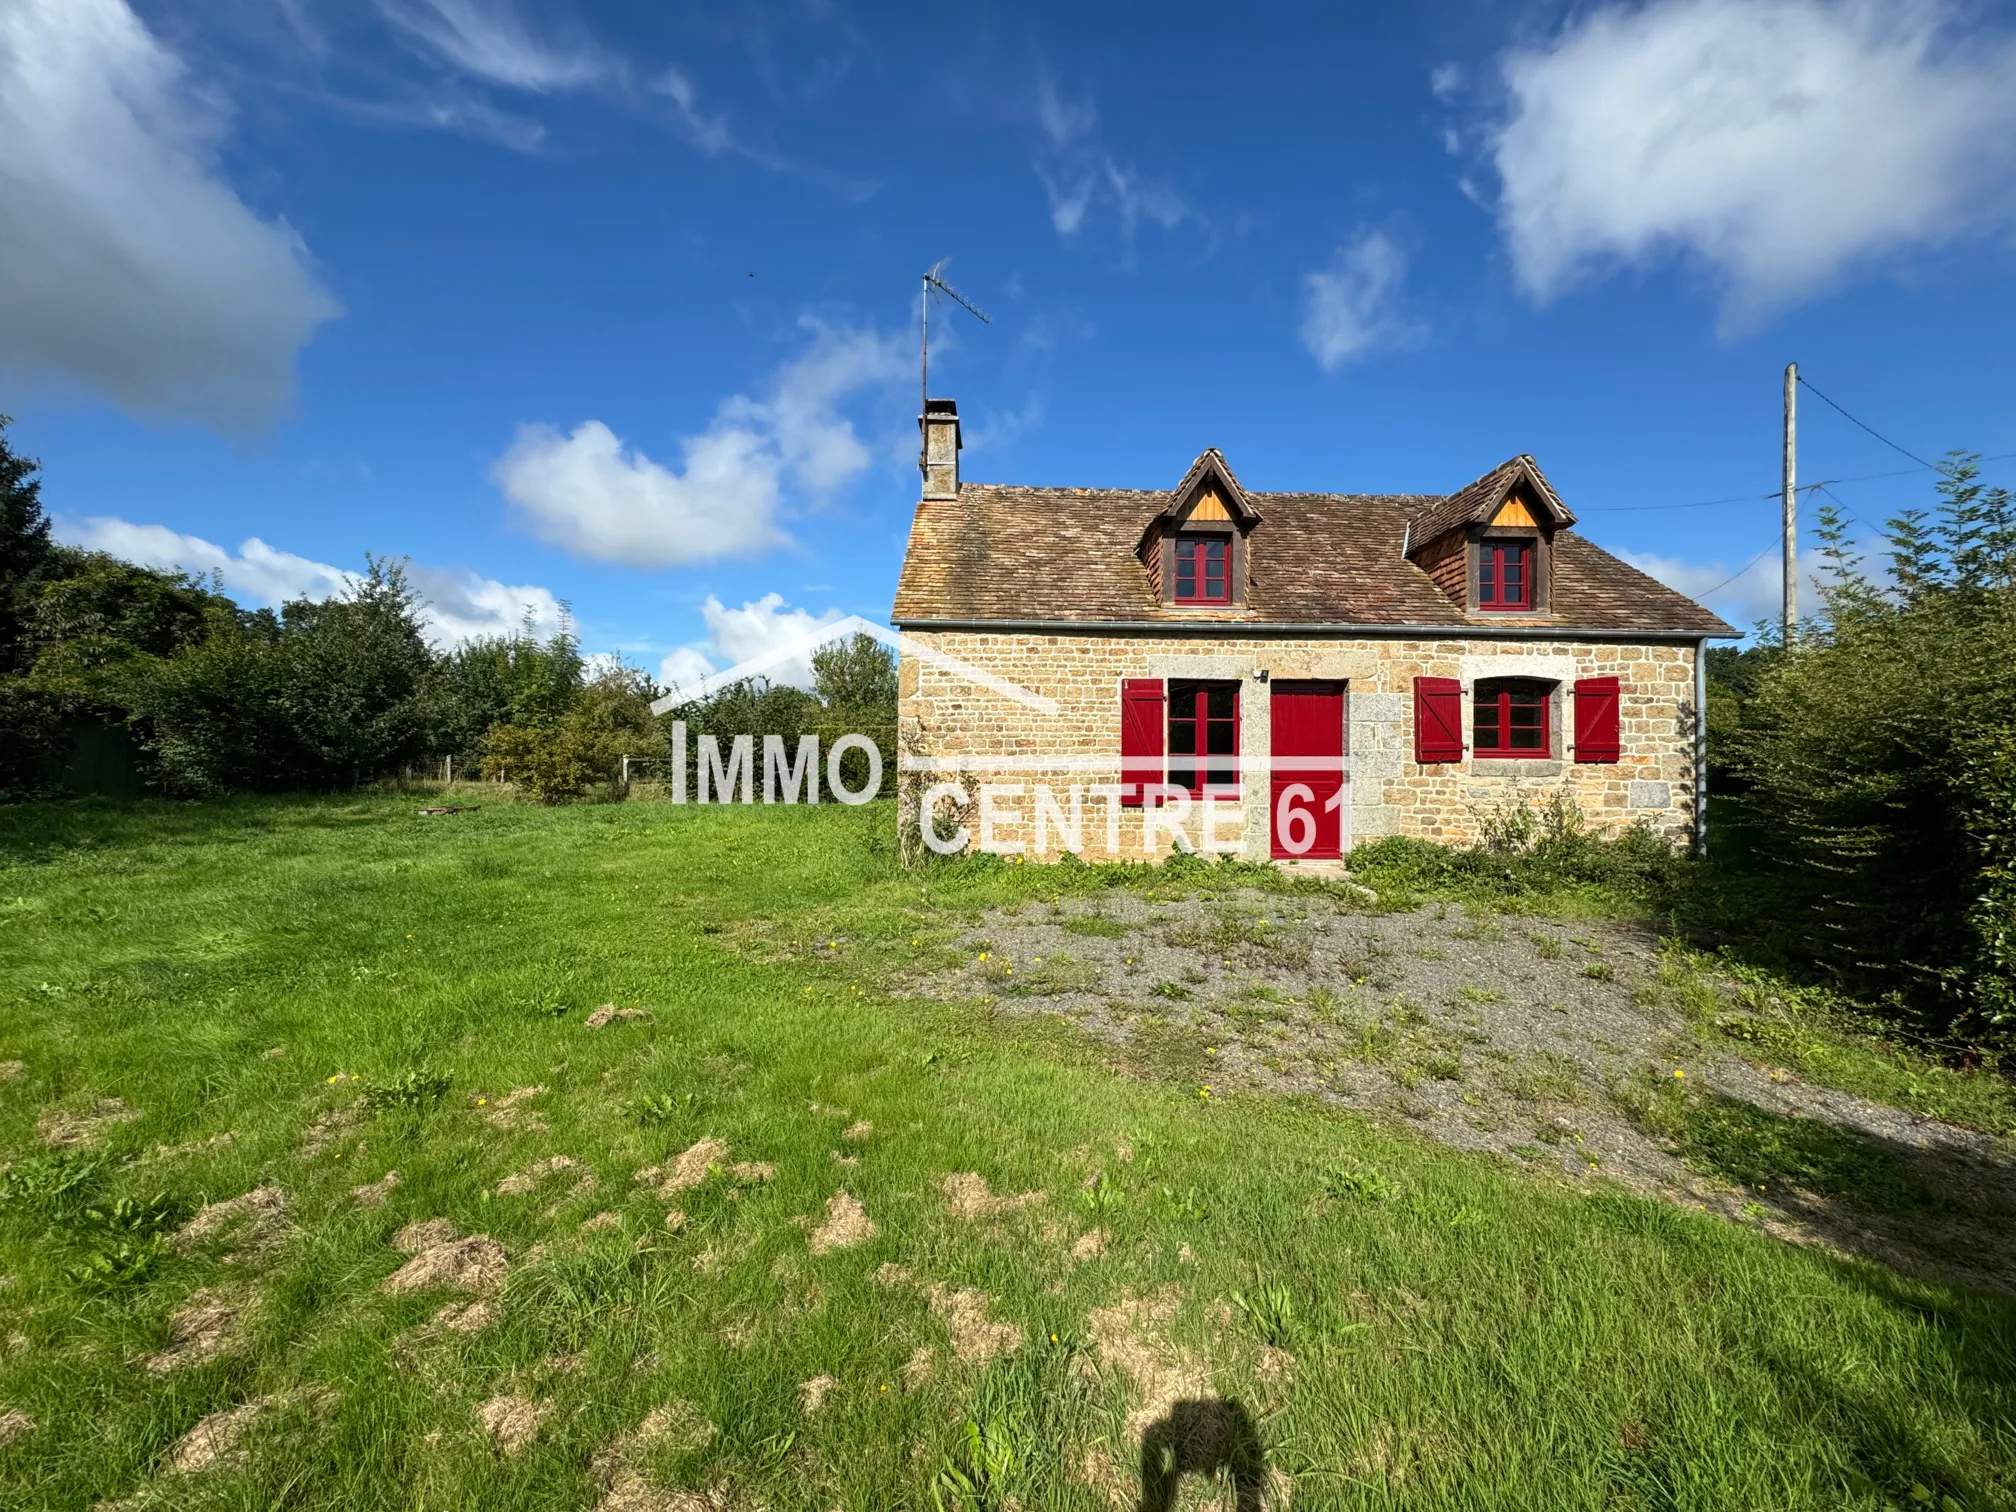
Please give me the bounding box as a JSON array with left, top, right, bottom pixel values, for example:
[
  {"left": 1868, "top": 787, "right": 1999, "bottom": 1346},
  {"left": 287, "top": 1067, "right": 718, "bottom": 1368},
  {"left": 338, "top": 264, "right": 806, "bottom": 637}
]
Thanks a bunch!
[{"left": 1269, "top": 681, "right": 1346, "bottom": 860}]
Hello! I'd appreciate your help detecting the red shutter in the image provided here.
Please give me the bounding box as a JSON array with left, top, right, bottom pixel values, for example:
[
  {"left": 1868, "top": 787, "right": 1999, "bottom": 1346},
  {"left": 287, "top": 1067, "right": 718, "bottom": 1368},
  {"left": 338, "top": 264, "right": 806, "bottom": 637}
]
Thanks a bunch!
[
  {"left": 1120, "top": 678, "right": 1165, "bottom": 807},
  {"left": 1413, "top": 676, "right": 1463, "bottom": 764},
  {"left": 1573, "top": 676, "right": 1621, "bottom": 763}
]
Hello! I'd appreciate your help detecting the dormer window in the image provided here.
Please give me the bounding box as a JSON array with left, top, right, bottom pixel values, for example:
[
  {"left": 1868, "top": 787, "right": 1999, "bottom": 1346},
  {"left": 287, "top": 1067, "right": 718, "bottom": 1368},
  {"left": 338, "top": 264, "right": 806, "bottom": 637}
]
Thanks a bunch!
[
  {"left": 1138, "top": 450, "right": 1260, "bottom": 610},
  {"left": 1402, "top": 458, "right": 1572, "bottom": 618},
  {"left": 1478, "top": 541, "right": 1532, "bottom": 611},
  {"left": 1174, "top": 536, "right": 1230, "bottom": 604}
]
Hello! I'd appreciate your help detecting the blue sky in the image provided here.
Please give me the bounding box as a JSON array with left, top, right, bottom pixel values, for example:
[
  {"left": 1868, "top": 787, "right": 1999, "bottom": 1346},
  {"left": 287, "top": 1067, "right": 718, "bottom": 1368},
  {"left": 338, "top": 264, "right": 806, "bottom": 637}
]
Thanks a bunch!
[{"left": 5, "top": 0, "right": 2015, "bottom": 685}]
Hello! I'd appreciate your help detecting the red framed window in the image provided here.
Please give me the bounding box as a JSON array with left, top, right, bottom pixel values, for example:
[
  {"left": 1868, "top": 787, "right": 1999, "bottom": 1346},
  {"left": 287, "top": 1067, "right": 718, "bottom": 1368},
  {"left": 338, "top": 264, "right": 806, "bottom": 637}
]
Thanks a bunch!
[
  {"left": 1473, "top": 678, "right": 1550, "bottom": 758},
  {"left": 1174, "top": 536, "right": 1230, "bottom": 603},
  {"left": 1478, "top": 541, "right": 1532, "bottom": 610},
  {"left": 1167, "top": 679, "right": 1240, "bottom": 797}
]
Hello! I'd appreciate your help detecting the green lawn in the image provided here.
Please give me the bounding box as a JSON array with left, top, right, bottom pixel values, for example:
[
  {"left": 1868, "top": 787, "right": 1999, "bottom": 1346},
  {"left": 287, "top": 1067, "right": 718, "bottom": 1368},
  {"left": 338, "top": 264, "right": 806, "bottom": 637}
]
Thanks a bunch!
[{"left": 0, "top": 796, "right": 2011, "bottom": 1511}]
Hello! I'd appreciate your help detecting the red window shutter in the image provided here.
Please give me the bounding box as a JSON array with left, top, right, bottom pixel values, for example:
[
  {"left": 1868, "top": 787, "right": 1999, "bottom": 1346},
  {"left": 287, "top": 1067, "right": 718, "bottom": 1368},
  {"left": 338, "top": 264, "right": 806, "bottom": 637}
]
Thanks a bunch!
[
  {"left": 1120, "top": 678, "right": 1165, "bottom": 807},
  {"left": 1573, "top": 676, "right": 1621, "bottom": 763},
  {"left": 1414, "top": 677, "right": 1463, "bottom": 764}
]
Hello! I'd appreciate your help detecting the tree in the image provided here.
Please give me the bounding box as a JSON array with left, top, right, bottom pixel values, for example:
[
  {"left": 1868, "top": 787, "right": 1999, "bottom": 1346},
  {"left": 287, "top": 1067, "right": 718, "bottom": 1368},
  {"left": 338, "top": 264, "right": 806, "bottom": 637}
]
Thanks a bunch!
[
  {"left": 479, "top": 663, "right": 658, "bottom": 803},
  {"left": 429, "top": 617, "right": 582, "bottom": 760},
  {"left": 274, "top": 558, "right": 436, "bottom": 786},
  {"left": 0, "top": 417, "right": 53, "bottom": 677},
  {"left": 1734, "top": 453, "right": 2016, "bottom": 1036},
  {"left": 812, "top": 632, "right": 897, "bottom": 723}
]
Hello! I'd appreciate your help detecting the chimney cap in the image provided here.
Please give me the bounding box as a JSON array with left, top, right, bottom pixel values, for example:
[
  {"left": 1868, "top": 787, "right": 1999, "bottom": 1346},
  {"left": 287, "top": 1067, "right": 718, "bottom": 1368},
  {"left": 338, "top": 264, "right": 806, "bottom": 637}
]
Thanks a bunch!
[{"left": 923, "top": 397, "right": 958, "bottom": 417}]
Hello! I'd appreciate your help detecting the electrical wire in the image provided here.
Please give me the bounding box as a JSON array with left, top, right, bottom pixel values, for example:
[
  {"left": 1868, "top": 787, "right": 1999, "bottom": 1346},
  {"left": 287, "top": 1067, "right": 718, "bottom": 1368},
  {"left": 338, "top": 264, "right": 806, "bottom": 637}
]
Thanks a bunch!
[
  {"left": 1795, "top": 374, "right": 1936, "bottom": 470},
  {"left": 1691, "top": 538, "right": 1780, "bottom": 599},
  {"left": 1576, "top": 451, "right": 2016, "bottom": 514},
  {"left": 1811, "top": 482, "right": 1880, "bottom": 535}
]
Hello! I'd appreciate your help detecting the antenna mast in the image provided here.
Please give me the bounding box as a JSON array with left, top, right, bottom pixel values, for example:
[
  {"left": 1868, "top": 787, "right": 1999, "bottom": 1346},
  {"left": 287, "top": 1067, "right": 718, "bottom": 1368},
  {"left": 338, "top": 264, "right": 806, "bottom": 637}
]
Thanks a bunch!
[{"left": 919, "top": 261, "right": 991, "bottom": 475}]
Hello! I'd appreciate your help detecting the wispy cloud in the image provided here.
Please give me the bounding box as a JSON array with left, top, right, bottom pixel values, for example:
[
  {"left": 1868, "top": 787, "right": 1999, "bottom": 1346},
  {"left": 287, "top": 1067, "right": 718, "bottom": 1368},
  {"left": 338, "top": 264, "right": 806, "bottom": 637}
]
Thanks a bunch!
[
  {"left": 53, "top": 516, "right": 568, "bottom": 648},
  {"left": 1299, "top": 230, "right": 1418, "bottom": 370},
  {"left": 491, "top": 318, "right": 907, "bottom": 569},
  {"left": 1035, "top": 73, "right": 1097, "bottom": 147},
  {"left": 964, "top": 395, "right": 1045, "bottom": 454},
  {"left": 1031, "top": 72, "right": 1201, "bottom": 252},
  {"left": 1489, "top": 0, "right": 2016, "bottom": 330},
  {"left": 0, "top": 0, "right": 339, "bottom": 433},
  {"left": 373, "top": 0, "right": 609, "bottom": 92}
]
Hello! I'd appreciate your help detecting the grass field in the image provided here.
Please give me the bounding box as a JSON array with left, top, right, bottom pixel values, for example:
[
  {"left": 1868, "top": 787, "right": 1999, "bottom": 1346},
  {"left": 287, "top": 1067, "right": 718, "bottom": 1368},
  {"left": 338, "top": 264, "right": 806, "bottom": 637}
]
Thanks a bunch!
[{"left": 1, "top": 795, "right": 2013, "bottom": 1511}]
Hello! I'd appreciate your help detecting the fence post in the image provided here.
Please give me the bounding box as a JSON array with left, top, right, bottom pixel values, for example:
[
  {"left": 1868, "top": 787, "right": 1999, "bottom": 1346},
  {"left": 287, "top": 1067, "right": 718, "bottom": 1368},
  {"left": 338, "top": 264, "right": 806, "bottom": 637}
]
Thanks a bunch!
[{"left": 621, "top": 753, "right": 630, "bottom": 792}]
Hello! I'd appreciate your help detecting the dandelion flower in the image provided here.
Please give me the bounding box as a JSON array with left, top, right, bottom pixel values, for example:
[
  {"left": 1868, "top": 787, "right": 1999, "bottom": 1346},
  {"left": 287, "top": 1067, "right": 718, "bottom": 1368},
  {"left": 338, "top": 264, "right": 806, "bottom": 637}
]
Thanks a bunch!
[{"left": 1673, "top": 1068, "right": 1685, "bottom": 1079}]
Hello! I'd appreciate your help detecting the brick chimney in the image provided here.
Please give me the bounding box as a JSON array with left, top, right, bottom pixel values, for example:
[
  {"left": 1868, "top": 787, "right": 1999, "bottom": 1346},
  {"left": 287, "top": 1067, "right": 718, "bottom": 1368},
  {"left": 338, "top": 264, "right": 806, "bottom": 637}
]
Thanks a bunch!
[{"left": 920, "top": 398, "right": 961, "bottom": 499}]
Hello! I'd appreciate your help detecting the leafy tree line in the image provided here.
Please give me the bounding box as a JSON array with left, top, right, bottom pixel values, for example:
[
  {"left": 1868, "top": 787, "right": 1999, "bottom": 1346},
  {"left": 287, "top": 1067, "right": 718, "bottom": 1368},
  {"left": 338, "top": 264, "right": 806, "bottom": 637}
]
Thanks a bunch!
[
  {"left": 1710, "top": 454, "right": 2016, "bottom": 1040},
  {"left": 0, "top": 419, "right": 896, "bottom": 802}
]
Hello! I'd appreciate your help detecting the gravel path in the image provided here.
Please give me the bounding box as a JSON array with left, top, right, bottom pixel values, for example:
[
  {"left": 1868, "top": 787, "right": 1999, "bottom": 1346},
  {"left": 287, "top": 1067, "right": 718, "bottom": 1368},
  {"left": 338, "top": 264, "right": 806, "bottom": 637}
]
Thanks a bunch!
[{"left": 912, "top": 890, "right": 2016, "bottom": 1293}]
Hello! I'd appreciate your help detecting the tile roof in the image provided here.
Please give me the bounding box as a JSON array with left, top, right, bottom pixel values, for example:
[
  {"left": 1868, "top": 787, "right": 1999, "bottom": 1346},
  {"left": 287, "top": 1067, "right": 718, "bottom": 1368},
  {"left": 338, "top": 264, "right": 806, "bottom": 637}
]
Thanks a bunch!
[
  {"left": 1404, "top": 453, "right": 1574, "bottom": 548},
  {"left": 891, "top": 477, "right": 1734, "bottom": 637}
]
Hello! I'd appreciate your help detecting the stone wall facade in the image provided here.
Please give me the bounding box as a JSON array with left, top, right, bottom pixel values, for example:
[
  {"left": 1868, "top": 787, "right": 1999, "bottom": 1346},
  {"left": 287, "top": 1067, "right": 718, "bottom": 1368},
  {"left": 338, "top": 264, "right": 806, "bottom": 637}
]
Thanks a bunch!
[{"left": 896, "top": 630, "right": 1701, "bottom": 861}]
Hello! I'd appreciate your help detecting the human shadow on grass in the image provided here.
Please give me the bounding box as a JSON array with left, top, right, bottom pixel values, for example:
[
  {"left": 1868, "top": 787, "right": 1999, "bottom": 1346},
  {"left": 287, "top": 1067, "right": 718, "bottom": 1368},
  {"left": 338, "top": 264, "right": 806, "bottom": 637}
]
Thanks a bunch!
[
  {"left": 1635, "top": 1088, "right": 2016, "bottom": 1294},
  {"left": 1138, "top": 1398, "right": 1266, "bottom": 1512}
]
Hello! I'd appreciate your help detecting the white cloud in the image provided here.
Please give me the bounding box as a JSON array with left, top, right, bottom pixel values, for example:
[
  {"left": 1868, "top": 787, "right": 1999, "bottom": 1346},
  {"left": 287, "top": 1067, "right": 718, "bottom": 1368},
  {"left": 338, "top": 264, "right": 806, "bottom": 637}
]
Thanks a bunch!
[
  {"left": 53, "top": 515, "right": 566, "bottom": 649},
  {"left": 1036, "top": 74, "right": 1097, "bottom": 147},
  {"left": 1490, "top": 0, "right": 2016, "bottom": 327},
  {"left": 1300, "top": 231, "right": 1415, "bottom": 370},
  {"left": 0, "top": 0, "right": 340, "bottom": 431},
  {"left": 648, "top": 68, "right": 787, "bottom": 166},
  {"left": 492, "top": 319, "right": 906, "bottom": 569},
  {"left": 1032, "top": 75, "right": 1198, "bottom": 248},
  {"left": 373, "top": 0, "right": 608, "bottom": 91},
  {"left": 964, "top": 396, "right": 1045, "bottom": 454},
  {"left": 493, "top": 420, "right": 785, "bottom": 571},
  {"left": 656, "top": 593, "right": 844, "bottom": 696},
  {"left": 406, "top": 563, "right": 568, "bottom": 646}
]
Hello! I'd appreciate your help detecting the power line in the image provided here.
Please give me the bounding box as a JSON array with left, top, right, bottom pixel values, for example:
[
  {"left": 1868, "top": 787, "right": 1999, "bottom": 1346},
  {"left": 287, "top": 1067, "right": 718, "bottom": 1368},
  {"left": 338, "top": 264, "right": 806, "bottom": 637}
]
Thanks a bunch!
[
  {"left": 1795, "top": 374, "right": 1935, "bottom": 470},
  {"left": 1811, "top": 481, "right": 1880, "bottom": 535},
  {"left": 1692, "top": 538, "right": 1780, "bottom": 599},
  {"left": 1576, "top": 450, "right": 2016, "bottom": 514}
]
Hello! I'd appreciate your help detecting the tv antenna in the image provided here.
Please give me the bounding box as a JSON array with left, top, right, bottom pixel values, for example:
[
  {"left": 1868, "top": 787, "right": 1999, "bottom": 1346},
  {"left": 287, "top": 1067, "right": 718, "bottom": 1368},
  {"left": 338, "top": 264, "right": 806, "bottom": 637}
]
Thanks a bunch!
[{"left": 920, "top": 260, "right": 990, "bottom": 470}]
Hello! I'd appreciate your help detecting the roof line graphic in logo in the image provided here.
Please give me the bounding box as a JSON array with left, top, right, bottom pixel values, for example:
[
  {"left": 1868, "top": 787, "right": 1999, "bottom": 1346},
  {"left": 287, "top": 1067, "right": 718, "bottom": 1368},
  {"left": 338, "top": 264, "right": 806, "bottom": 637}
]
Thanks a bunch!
[{"left": 647, "top": 615, "right": 1059, "bottom": 717}]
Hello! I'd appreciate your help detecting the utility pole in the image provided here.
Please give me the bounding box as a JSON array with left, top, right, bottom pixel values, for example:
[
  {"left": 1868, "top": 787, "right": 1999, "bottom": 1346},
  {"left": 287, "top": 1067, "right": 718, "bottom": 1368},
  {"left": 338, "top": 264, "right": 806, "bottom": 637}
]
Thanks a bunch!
[{"left": 1782, "top": 362, "right": 1797, "bottom": 647}]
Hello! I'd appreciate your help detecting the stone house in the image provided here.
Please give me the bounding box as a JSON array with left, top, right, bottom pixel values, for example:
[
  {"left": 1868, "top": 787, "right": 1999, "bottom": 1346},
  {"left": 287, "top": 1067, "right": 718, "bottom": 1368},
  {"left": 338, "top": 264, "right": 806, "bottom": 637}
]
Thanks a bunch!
[{"left": 890, "top": 400, "right": 1735, "bottom": 863}]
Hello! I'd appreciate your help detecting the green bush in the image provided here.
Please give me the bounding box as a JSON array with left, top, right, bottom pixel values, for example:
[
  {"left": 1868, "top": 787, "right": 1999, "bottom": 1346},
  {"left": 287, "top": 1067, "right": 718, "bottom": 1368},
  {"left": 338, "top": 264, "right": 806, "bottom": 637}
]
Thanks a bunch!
[
  {"left": 1732, "top": 458, "right": 2016, "bottom": 1035},
  {"left": 1349, "top": 794, "right": 1682, "bottom": 905}
]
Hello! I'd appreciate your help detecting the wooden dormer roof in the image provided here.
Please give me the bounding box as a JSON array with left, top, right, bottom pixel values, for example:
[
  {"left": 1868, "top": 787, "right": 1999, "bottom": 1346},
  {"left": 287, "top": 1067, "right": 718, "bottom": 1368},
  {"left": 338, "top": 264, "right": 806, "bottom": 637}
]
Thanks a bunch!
[
  {"left": 1403, "top": 454, "right": 1574, "bottom": 557},
  {"left": 1161, "top": 448, "right": 1261, "bottom": 525}
]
